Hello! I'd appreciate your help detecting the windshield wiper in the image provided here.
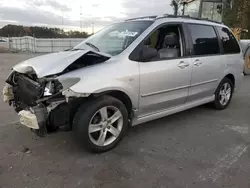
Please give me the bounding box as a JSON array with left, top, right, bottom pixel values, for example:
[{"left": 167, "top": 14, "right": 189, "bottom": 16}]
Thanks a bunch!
[{"left": 85, "top": 42, "right": 100, "bottom": 52}]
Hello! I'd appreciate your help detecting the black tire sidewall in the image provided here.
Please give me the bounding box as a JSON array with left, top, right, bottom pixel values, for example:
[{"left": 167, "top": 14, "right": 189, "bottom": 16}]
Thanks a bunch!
[
  {"left": 213, "top": 78, "right": 233, "bottom": 110},
  {"left": 72, "top": 95, "right": 128, "bottom": 153}
]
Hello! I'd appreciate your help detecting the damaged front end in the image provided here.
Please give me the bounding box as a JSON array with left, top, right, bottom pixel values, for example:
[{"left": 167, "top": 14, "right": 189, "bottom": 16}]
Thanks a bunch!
[
  {"left": 4, "top": 71, "right": 80, "bottom": 136},
  {"left": 3, "top": 50, "right": 110, "bottom": 136}
]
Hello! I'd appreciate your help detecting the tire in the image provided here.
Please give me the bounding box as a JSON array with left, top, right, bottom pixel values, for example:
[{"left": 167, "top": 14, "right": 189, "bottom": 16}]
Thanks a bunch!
[
  {"left": 212, "top": 78, "right": 233, "bottom": 110},
  {"left": 243, "top": 48, "right": 250, "bottom": 75},
  {"left": 72, "top": 95, "right": 128, "bottom": 153}
]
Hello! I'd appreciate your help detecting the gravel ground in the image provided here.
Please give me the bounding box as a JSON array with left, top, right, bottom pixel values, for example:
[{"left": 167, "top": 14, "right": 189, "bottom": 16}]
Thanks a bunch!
[{"left": 0, "top": 53, "right": 250, "bottom": 188}]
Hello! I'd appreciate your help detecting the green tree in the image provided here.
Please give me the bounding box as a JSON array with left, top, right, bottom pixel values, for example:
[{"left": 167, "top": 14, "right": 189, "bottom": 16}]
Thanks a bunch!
[
  {"left": 171, "top": 0, "right": 182, "bottom": 15},
  {"left": 223, "top": 0, "right": 250, "bottom": 38},
  {"left": 0, "top": 25, "right": 90, "bottom": 38}
]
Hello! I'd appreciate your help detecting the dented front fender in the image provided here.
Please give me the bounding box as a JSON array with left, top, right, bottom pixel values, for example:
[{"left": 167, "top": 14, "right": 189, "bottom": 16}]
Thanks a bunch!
[{"left": 68, "top": 78, "right": 139, "bottom": 109}]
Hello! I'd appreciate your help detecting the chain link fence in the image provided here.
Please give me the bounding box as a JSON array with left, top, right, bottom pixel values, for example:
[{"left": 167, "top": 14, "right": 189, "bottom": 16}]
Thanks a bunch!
[{"left": 6, "top": 36, "right": 85, "bottom": 53}]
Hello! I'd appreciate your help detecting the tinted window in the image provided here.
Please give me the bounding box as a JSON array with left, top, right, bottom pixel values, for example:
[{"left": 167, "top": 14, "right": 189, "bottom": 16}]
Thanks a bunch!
[
  {"left": 217, "top": 27, "right": 241, "bottom": 54},
  {"left": 188, "top": 24, "right": 220, "bottom": 56}
]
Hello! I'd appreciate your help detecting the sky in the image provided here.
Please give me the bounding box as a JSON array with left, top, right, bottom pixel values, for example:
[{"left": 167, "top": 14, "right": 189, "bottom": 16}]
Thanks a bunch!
[{"left": 0, "top": 0, "right": 173, "bottom": 33}]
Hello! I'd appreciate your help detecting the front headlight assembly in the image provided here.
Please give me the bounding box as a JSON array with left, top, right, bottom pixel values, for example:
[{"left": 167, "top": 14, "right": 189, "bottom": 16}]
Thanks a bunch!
[{"left": 44, "top": 77, "right": 80, "bottom": 96}]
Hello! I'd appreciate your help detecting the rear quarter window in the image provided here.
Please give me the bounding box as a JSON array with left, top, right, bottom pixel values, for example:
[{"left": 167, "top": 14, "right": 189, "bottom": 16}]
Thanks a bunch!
[{"left": 216, "top": 27, "right": 241, "bottom": 54}]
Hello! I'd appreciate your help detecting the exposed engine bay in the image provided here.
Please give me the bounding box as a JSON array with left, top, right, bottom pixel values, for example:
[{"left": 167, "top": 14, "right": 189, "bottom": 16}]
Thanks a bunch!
[
  {"left": 3, "top": 50, "right": 110, "bottom": 136},
  {"left": 6, "top": 72, "right": 63, "bottom": 110},
  {"left": 4, "top": 72, "right": 66, "bottom": 136}
]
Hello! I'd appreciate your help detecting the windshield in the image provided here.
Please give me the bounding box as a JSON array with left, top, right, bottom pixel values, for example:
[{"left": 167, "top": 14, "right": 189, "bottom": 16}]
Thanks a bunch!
[{"left": 73, "top": 21, "right": 153, "bottom": 56}]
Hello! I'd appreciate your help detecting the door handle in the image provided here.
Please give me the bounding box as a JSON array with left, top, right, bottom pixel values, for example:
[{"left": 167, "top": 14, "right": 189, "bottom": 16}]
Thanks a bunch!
[
  {"left": 178, "top": 61, "right": 189, "bottom": 69},
  {"left": 193, "top": 59, "right": 202, "bottom": 66}
]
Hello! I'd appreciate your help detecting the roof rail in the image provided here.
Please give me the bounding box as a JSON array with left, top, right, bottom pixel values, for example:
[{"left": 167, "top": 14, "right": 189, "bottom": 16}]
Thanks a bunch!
[
  {"left": 125, "top": 14, "right": 223, "bottom": 25},
  {"left": 125, "top": 15, "right": 158, "bottom": 21},
  {"left": 157, "top": 14, "right": 223, "bottom": 24}
]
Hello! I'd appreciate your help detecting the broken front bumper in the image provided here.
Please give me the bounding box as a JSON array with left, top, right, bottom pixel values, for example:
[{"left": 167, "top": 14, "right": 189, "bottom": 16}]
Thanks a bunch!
[
  {"left": 19, "top": 110, "right": 40, "bottom": 129},
  {"left": 16, "top": 105, "right": 48, "bottom": 136},
  {"left": 3, "top": 72, "right": 78, "bottom": 135},
  {"left": 3, "top": 84, "right": 14, "bottom": 103},
  {"left": 3, "top": 84, "right": 48, "bottom": 131},
  {"left": 18, "top": 104, "right": 47, "bottom": 132},
  {"left": 18, "top": 103, "right": 47, "bottom": 130}
]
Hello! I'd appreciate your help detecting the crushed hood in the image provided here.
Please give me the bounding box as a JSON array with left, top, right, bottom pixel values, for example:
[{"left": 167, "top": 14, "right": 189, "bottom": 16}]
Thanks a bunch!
[{"left": 13, "top": 49, "right": 111, "bottom": 78}]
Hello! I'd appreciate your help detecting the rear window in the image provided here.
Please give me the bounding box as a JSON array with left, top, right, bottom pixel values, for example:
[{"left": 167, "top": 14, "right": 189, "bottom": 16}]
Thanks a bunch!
[
  {"left": 188, "top": 24, "right": 220, "bottom": 56},
  {"left": 216, "top": 27, "right": 241, "bottom": 54}
]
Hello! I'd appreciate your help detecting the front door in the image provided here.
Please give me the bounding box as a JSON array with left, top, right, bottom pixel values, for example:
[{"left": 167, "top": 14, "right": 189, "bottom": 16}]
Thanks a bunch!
[
  {"left": 139, "top": 58, "right": 192, "bottom": 116},
  {"left": 137, "top": 23, "right": 192, "bottom": 117}
]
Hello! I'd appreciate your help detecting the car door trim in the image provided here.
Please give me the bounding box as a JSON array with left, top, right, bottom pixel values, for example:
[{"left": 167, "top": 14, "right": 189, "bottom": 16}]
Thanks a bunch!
[
  {"left": 134, "top": 95, "right": 215, "bottom": 125},
  {"left": 191, "top": 79, "right": 218, "bottom": 87},
  {"left": 141, "top": 85, "right": 190, "bottom": 97}
]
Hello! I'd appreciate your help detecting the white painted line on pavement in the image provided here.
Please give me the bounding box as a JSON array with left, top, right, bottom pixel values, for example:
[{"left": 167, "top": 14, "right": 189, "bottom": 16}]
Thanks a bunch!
[
  {"left": 198, "top": 144, "right": 248, "bottom": 182},
  {"left": 224, "top": 125, "right": 249, "bottom": 134},
  {"left": 0, "top": 120, "right": 19, "bottom": 127}
]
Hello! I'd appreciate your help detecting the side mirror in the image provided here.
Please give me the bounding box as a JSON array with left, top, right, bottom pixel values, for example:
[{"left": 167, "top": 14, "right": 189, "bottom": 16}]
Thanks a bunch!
[{"left": 140, "top": 46, "right": 159, "bottom": 62}]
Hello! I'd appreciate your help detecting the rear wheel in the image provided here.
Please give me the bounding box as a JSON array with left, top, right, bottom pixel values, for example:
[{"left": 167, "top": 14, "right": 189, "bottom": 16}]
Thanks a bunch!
[
  {"left": 72, "top": 96, "right": 128, "bottom": 153},
  {"left": 212, "top": 78, "right": 233, "bottom": 110}
]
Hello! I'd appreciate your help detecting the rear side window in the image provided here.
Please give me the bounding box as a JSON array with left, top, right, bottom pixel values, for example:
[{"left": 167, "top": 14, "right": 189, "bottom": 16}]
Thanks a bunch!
[
  {"left": 216, "top": 27, "right": 241, "bottom": 54},
  {"left": 188, "top": 24, "right": 220, "bottom": 56}
]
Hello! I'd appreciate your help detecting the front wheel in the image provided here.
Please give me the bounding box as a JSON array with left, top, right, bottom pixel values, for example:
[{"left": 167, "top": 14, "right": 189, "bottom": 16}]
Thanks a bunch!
[
  {"left": 72, "top": 96, "right": 128, "bottom": 153},
  {"left": 212, "top": 78, "right": 233, "bottom": 110}
]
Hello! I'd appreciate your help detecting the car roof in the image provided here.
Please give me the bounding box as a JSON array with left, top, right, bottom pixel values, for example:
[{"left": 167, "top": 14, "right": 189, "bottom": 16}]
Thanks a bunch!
[{"left": 125, "top": 14, "right": 226, "bottom": 28}]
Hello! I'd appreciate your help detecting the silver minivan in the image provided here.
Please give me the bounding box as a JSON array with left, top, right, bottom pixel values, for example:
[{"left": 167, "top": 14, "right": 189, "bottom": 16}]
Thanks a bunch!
[{"left": 3, "top": 15, "right": 244, "bottom": 152}]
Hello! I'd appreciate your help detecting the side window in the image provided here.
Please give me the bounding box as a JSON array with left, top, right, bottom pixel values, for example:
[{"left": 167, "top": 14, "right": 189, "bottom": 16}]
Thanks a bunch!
[
  {"left": 216, "top": 27, "right": 241, "bottom": 54},
  {"left": 134, "top": 24, "right": 185, "bottom": 62},
  {"left": 188, "top": 24, "right": 220, "bottom": 56}
]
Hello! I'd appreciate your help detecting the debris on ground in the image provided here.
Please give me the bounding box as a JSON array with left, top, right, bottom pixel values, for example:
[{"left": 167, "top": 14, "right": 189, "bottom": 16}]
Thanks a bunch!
[{"left": 21, "top": 146, "right": 31, "bottom": 154}]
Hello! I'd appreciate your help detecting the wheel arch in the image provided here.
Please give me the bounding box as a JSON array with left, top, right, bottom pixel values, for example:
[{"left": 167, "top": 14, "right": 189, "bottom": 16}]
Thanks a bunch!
[
  {"left": 67, "top": 89, "right": 135, "bottom": 130},
  {"left": 243, "top": 44, "right": 250, "bottom": 58},
  {"left": 93, "top": 90, "right": 134, "bottom": 119},
  {"left": 225, "top": 74, "right": 235, "bottom": 89}
]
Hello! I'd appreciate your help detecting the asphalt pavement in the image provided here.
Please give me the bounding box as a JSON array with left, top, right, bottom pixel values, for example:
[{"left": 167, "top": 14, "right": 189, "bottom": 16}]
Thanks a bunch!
[{"left": 0, "top": 53, "right": 250, "bottom": 188}]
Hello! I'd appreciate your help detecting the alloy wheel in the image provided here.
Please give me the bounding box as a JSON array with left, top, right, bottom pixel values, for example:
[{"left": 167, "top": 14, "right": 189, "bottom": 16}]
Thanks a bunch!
[
  {"left": 219, "top": 82, "right": 232, "bottom": 106},
  {"left": 88, "top": 106, "right": 123, "bottom": 146}
]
